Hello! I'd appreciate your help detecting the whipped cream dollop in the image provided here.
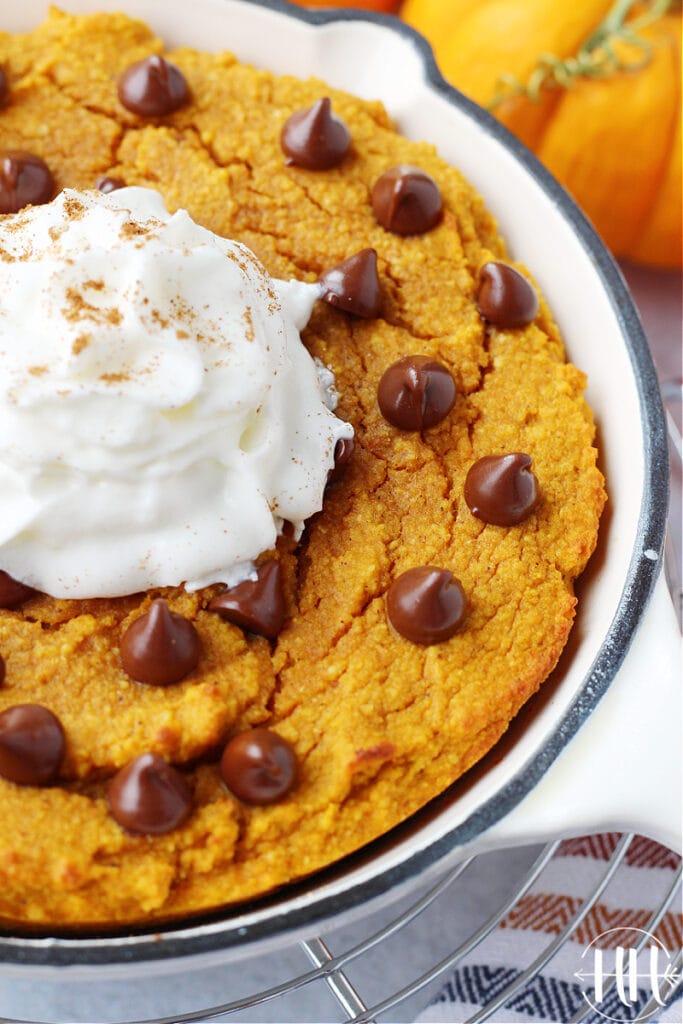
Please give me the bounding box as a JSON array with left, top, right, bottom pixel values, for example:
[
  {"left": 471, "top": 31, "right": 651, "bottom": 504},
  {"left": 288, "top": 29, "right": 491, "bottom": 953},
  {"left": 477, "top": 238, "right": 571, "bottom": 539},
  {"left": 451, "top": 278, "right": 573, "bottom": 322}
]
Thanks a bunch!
[{"left": 0, "top": 187, "right": 352, "bottom": 598}]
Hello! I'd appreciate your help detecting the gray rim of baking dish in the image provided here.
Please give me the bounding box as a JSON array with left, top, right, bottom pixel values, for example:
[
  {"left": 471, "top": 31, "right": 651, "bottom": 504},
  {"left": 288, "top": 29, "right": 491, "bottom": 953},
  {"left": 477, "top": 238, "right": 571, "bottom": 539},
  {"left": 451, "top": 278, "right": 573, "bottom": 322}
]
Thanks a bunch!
[{"left": 0, "top": 0, "right": 670, "bottom": 969}]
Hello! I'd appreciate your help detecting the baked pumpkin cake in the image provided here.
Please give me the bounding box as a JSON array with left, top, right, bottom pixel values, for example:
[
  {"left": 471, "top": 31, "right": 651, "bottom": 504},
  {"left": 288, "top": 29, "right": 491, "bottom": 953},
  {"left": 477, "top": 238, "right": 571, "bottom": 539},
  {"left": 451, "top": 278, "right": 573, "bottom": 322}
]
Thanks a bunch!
[{"left": 0, "top": 9, "right": 605, "bottom": 928}]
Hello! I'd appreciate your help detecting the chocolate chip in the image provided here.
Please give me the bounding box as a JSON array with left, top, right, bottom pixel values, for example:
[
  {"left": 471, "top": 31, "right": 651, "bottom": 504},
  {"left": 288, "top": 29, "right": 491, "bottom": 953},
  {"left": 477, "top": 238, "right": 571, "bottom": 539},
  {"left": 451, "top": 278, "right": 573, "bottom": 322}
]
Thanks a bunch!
[
  {"left": 96, "top": 175, "right": 126, "bottom": 193},
  {"left": 0, "top": 151, "right": 55, "bottom": 214},
  {"left": 0, "top": 67, "right": 8, "bottom": 106},
  {"left": 120, "top": 599, "right": 200, "bottom": 685},
  {"left": 0, "top": 571, "right": 35, "bottom": 609},
  {"left": 319, "top": 248, "right": 382, "bottom": 318},
  {"left": 371, "top": 165, "right": 442, "bottom": 235},
  {"left": 328, "top": 435, "right": 355, "bottom": 485},
  {"left": 0, "top": 704, "right": 65, "bottom": 786},
  {"left": 377, "top": 355, "right": 455, "bottom": 431},
  {"left": 220, "top": 728, "right": 297, "bottom": 805},
  {"left": 107, "top": 753, "right": 193, "bottom": 835},
  {"left": 118, "top": 55, "right": 190, "bottom": 117},
  {"left": 208, "top": 560, "right": 285, "bottom": 640},
  {"left": 464, "top": 453, "right": 540, "bottom": 526},
  {"left": 281, "top": 97, "right": 351, "bottom": 170},
  {"left": 477, "top": 262, "right": 539, "bottom": 328},
  {"left": 386, "top": 567, "right": 466, "bottom": 645}
]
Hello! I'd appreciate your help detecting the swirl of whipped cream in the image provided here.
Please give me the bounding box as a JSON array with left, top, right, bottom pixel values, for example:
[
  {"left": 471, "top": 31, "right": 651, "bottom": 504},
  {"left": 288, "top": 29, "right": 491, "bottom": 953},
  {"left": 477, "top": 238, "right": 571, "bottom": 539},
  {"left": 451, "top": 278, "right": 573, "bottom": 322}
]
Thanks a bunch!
[{"left": 0, "top": 187, "right": 352, "bottom": 598}]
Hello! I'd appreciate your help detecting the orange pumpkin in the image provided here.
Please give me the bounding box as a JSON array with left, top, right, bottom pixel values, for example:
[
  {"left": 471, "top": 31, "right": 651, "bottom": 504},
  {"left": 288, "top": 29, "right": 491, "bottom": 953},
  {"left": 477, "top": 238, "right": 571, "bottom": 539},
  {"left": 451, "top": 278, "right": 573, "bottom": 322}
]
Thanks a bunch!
[
  {"left": 286, "top": 0, "right": 400, "bottom": 11},
  {"left": 401, "top": 0, "right": 682, "bottom": 268}
]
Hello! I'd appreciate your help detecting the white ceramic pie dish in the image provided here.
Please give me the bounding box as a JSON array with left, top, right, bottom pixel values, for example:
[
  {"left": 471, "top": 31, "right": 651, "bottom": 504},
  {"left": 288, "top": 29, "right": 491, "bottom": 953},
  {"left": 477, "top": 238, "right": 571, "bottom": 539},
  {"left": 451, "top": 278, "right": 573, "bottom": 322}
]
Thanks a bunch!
[{"left": 0, "top": 0, "right": 679, "bottom": 980}]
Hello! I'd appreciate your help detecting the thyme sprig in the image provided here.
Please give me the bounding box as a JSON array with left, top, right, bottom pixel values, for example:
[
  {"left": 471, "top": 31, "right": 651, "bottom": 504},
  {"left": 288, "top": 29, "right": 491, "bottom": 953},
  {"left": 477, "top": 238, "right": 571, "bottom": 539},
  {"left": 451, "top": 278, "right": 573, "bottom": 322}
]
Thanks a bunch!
[{"left": 488, "top": 0, "right": 676, "bottom": 109}]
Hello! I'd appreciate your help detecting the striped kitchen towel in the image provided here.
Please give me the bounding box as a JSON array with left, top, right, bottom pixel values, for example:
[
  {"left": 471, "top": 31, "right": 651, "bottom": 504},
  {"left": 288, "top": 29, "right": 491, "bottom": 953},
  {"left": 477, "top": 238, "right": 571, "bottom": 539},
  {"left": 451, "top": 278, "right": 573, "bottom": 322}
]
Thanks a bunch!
[{"left": 417, "top": 834, "right": 682, "bottom": 1024}]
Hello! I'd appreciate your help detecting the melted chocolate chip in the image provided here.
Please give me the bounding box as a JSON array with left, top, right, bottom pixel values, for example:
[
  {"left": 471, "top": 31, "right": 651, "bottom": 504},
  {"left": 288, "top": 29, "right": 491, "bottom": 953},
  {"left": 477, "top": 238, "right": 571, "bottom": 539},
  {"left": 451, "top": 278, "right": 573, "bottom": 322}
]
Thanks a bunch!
[
  {"left": 0, "top": 67, "right": 8, "bottom": 106},
  {"left": 477, "top": 262, "right": 539, "bottom": 328},
  {"left": 386, "top": 567, "right": 466, "bottom": 645},
  {"left": 0, "top": 571, "right": 35, "bottom": 609},
  {"left": 118, "top": 55, "right": 190, "bottom": 117},
  {"left": 371, "top": 165, "right": 442, "bottom": 235},
  {"left": 464, "top": 453, "right": 540, "bottom": 526},
  {"left": 208, "top": 560, "right": 285, "bottom": 640},
  {"left": 120, "top": 599, "right": 200, "bottom": 685},
  {"left": 377, "top": 355, "right": 455, "bottom": 431},
  {"left": 220, "top": 728, "right": 297, "bottom": 805},
  {"left": 0, "top": 151, "right": 55, "bottom": 214},
  {"left": 96, "top": 175, "right": 126, "bottom": 193},
  {"left": 281, "top": 97, "right": 351, "bottom": 170},
  {"left": 107, "top": 753, "right": 193, "bottom": 835},
  {"left": 328, "top": 435, "right": 355, "bottom": 485},
  {"left": 319, "top": 248, "right": 382, "bottom": 318},
  {"left": 0, "top": 704, "right": 65, "bottom": 785}
]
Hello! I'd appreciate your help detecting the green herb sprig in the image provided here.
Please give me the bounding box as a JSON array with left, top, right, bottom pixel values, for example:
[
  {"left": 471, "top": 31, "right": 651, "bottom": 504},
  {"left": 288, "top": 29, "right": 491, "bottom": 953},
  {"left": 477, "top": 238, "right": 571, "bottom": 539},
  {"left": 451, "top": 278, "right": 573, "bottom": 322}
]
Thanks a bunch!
[{"left": 489, "top": 0, "right": 676, "bottom": 109}]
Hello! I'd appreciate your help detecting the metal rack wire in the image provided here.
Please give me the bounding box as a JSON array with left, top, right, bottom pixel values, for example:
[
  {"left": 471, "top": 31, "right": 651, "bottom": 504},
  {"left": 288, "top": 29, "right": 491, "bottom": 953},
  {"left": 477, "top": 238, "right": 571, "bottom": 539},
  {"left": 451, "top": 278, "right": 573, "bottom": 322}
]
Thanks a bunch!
[
  {"left": 42, "top": 833, "right": 668, "bottom": 1024},
  {"left": 1, "top": 834, "right": 681, "bottom": 1024}
]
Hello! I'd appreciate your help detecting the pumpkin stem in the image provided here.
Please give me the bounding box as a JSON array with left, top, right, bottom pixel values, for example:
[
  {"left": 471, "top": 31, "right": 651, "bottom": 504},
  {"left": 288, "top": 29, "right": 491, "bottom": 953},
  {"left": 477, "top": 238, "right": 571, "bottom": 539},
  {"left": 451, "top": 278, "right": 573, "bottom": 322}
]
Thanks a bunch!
[{"left": 489, "top": 0, "right": 675, "bottom": 109}]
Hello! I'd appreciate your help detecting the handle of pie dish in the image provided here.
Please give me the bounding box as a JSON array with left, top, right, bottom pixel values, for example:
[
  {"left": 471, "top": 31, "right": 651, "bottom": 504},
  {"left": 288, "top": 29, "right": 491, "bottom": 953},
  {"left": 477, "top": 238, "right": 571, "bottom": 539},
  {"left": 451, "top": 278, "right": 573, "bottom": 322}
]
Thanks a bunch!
[{"left": 483, "top": 566, "right": 682, "bottom": 854}]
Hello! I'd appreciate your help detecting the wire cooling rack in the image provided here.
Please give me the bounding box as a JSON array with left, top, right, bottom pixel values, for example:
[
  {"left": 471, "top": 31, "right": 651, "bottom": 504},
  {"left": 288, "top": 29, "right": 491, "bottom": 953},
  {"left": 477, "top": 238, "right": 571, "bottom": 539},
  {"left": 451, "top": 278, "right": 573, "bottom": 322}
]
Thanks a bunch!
[
  {"left": 1, "top": 834, "right": 680, "bottom": 1024},
  {"left": 150, "top": 836, "right": 683, "bottom": 1024}
]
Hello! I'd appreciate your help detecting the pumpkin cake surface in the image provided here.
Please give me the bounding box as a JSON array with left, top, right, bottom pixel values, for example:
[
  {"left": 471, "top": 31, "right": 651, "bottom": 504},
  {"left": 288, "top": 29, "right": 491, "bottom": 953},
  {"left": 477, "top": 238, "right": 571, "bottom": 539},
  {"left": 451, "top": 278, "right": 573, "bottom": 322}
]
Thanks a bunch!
[{"left": 0, "top": 9, "right": 605, "bottom": 928}]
